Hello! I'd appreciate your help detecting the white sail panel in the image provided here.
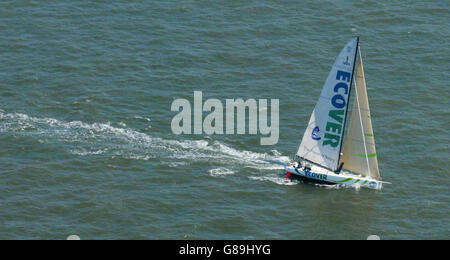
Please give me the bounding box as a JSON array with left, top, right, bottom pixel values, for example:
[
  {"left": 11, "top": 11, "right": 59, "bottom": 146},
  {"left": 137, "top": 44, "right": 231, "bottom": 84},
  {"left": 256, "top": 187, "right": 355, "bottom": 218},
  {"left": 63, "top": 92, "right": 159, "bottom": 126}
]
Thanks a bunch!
[
  {"left": 297, "top": 38, "right": 358, "bottom": 171},
  {"left": 340, "top": 49, "right": 380, "bottom": 179}
]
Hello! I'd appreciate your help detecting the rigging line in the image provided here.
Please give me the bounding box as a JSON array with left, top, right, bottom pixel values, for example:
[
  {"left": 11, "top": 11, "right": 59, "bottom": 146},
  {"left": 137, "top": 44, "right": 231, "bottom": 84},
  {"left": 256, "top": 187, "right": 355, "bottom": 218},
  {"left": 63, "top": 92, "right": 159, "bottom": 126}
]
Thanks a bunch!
[{"left": 354, "top": 68, "right": 371, "bottom": 177}]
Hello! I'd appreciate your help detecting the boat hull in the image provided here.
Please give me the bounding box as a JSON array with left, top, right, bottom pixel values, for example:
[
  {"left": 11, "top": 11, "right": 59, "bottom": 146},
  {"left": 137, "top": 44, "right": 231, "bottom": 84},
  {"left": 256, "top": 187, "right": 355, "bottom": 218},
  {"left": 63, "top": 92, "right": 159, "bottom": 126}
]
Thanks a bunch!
[{"left": 285, "top": 166, "right": 383, "bottom": 190}]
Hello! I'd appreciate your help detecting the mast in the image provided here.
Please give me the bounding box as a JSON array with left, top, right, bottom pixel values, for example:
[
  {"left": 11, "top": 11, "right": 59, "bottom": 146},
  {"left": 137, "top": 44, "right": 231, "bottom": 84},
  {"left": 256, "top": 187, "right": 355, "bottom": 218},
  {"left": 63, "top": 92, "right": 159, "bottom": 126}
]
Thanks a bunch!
[{"left": 337, "top": 36, "right": 359, "bottom": 168}]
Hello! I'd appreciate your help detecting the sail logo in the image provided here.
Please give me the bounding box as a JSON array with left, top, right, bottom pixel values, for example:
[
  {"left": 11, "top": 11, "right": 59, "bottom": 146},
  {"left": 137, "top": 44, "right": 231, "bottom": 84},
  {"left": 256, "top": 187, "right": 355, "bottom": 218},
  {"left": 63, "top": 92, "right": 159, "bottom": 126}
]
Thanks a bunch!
[
  {"left": 322, "top": 70, "right": 352, "bottom": 148},
  {"left": 312, "top": 126, "right": 321, "bottom": 141},
  {"left": 343, "top": 56, "right": 351, "bottom": 66}
]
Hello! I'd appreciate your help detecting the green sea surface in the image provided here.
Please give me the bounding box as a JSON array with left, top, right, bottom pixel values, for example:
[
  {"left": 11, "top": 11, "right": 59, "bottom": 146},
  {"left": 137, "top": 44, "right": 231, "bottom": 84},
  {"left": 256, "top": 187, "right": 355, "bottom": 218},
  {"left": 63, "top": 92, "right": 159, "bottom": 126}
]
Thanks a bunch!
[{"left": 0, "top": 0, "right": 448, "bottom": 239}]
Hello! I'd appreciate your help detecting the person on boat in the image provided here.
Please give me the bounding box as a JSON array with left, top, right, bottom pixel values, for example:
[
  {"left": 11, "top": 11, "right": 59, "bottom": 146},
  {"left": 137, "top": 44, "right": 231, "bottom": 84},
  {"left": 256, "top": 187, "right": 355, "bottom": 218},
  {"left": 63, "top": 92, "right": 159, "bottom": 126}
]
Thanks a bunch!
[{"left": 303, "top": 162, "right": 311, "bottom": 172}]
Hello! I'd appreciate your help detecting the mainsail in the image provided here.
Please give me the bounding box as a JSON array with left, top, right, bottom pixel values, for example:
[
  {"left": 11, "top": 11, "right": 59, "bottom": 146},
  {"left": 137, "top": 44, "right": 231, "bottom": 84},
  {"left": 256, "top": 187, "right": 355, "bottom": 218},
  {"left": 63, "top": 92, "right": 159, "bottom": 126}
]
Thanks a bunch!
[
  {"left": 340, "top": 47, "right": 380, "bottom": 179},
  {"left": 297, "top": 38, "right": 358, "bottom": 171}
]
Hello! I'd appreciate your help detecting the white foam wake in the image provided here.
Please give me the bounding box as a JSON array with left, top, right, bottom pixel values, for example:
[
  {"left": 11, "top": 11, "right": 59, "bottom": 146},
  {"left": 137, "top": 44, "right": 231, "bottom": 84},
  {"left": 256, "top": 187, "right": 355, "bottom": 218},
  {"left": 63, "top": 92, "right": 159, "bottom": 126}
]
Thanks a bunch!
[{"left": 0, "top": 111, "right": 289, "bottom": 173}]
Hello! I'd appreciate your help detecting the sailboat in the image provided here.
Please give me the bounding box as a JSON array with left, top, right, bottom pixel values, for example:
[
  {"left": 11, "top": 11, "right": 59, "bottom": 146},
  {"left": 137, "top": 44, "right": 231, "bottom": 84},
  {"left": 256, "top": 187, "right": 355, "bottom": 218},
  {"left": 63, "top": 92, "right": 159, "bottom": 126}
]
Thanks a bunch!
[{"left": 286, "top": 37, "right": 389, "bottom": 190}]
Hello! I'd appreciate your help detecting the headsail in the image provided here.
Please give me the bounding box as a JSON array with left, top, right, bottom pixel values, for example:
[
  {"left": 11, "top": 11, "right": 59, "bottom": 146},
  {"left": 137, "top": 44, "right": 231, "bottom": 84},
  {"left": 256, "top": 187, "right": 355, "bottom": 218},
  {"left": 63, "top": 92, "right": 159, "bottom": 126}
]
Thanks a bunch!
[
  {"left": 297, "top": 38, "right": 358, "bottom": 171},
  {"left": 340, "top": 47, "right": 380, "bottom": 179}
]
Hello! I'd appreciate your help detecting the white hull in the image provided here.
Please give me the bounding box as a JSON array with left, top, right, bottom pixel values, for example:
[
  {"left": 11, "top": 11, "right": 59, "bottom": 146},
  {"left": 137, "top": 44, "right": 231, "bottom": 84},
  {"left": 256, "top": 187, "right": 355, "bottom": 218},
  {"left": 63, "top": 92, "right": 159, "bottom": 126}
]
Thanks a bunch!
[{"left": 285, "top": 164, "right": 386, "bottom": 190}]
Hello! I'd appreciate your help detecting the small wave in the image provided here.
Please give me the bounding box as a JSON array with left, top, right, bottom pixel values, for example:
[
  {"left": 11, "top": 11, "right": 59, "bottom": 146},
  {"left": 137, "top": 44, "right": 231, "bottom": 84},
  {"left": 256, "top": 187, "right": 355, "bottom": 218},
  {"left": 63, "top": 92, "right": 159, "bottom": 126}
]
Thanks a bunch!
[
  {"left": 70, "top": 148, "right": 108, "bottom": 156},
  {"left": 133, "top": 115, "right": 152, "bottom": 122},
  {"left": 125, "top": 155, "right": 154, "bottom": 161},
  {"left": 314, "top": 183, "right": 362, "bottom": 191},
  {"left": 209, "top": 167, "right": 235, "bottom": 177},
  {"left": 162, "top": 161, "right": 188, "bottom": 168},
  {"left": 249, "top": 175, "right": 298, "bottom": 186}
]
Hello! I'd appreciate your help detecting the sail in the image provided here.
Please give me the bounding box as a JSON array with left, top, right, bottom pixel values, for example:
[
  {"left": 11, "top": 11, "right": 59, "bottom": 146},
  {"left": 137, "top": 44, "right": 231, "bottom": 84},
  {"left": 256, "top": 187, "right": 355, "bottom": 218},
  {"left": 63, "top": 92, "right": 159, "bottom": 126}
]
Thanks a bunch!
[
  {"left": 297, "top": 38, "right": 358, "bottom": 171},
  {"left": 340, "top": 48, "right": 380, "bottom": 179}
]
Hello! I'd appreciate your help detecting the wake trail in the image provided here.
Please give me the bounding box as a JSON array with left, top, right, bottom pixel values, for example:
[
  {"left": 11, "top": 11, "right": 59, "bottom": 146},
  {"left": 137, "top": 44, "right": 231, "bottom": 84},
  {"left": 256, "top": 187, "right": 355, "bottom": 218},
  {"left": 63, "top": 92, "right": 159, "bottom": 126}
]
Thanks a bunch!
[{"left": 0, "top": 111, "right": 290, "bottom": 171}]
